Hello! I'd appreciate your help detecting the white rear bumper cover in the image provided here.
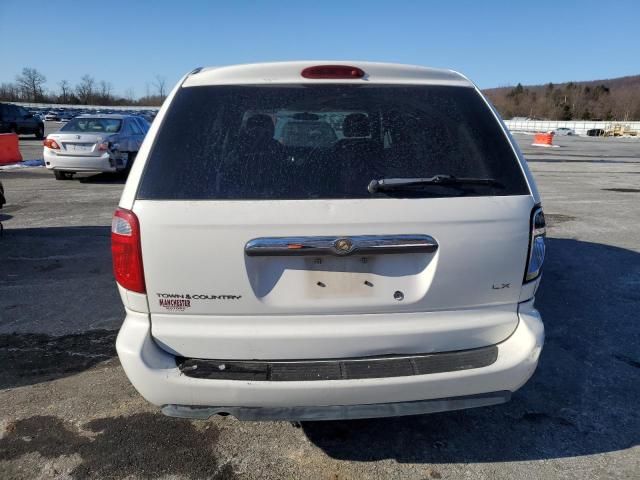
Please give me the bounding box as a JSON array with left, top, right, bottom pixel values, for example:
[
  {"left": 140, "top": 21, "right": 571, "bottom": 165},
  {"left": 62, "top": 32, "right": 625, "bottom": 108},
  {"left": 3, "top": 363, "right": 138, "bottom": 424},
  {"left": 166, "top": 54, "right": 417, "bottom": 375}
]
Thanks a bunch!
[
  {"left": 116, "top": 300, "right": 543, "bottom": 418},
  {"left": 43, "top": 149, "right": 124, "bottom": 173}
]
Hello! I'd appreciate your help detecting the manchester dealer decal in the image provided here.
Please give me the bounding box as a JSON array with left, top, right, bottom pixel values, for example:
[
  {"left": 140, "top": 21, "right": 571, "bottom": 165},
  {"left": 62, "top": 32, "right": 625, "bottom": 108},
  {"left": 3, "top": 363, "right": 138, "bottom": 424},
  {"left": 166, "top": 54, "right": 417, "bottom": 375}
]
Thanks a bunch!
[{"left": 157, "top": 293, "right": 242, "bottom": 311}]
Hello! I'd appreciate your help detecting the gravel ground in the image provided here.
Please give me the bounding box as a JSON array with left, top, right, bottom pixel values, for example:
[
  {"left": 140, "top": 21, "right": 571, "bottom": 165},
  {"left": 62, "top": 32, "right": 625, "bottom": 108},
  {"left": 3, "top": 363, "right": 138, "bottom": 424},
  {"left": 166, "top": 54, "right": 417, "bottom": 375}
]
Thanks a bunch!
[{"left": 0, "top": 131, "right": 638, "bottom": 479}]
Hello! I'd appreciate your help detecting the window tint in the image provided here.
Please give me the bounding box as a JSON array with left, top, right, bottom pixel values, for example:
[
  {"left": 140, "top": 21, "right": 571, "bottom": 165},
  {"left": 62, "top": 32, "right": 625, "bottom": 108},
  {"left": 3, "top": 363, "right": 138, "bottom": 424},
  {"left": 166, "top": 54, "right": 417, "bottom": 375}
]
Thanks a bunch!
[{"left": 138, "top": 85, "right": 529, "bottom": 200}]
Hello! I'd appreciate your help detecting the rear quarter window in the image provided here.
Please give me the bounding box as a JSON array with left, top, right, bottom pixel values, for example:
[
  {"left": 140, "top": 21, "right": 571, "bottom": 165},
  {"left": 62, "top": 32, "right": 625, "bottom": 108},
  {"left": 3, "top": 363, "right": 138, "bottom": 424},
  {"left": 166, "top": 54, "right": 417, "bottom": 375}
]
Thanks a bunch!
[{"left": 137, "top": 85, "right": 529, "bottom": 200}]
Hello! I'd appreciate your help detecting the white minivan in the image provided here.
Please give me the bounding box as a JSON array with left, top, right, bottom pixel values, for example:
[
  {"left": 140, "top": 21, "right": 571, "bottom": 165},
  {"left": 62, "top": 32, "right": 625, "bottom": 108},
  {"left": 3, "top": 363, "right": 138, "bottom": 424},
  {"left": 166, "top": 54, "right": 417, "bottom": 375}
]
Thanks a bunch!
[{"left": 113, "top": 62, "right": 545, "bottom": 421}]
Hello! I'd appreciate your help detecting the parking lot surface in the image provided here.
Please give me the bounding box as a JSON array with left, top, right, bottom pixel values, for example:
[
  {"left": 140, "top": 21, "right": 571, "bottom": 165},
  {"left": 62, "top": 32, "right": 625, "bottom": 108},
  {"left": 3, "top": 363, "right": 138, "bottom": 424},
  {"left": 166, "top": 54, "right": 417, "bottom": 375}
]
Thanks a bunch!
[{"left": 1, "top": 132, "right": 639, "bottom": 479}]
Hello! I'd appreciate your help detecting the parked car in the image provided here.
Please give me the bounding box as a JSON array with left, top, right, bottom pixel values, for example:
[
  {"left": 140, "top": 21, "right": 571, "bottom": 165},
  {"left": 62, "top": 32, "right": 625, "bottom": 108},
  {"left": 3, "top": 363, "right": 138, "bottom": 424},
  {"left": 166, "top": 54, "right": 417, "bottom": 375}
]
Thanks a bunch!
[
  {"left": 132, "top": 115, "right": 150, "bottom": 133},
  {"left": 59, "top": 112, "right": 74, "bottom": 122},
  {"left": 139, "top": 113, "right": 156, "bottom": 124},
  {"left": 0, "top": 103, "right": 45, "bottom": 138},
  {"left": 554, "top": 127, "right": 575, "bottom": 136},
  {"left": 113, "top": 62, "right": 545, "bottom": 421},
  {"left": 586, "top": 128, "right": 605, "bottom": 137},
  {"left": 44, "top": 112, "right": 60, "bottom": 121},
  {"left": 43, "top": 114, "right": 146, "bottom": 179}
]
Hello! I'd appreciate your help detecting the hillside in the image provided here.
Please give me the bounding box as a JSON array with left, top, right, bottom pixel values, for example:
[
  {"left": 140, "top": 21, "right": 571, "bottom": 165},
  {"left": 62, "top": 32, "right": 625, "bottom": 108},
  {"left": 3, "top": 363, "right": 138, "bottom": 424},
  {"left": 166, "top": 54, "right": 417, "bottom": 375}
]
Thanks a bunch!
[{"left": 483, "top": 75, "right": 640, "bottom": 121}]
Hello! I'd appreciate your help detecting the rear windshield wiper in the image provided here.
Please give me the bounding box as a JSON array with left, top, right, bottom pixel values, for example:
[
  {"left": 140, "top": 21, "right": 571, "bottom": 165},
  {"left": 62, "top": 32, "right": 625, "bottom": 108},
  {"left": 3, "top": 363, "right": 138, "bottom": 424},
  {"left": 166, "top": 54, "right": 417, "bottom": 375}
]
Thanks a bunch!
[{"left": 368, "top": 175, "right": 504, "bottom": 194}]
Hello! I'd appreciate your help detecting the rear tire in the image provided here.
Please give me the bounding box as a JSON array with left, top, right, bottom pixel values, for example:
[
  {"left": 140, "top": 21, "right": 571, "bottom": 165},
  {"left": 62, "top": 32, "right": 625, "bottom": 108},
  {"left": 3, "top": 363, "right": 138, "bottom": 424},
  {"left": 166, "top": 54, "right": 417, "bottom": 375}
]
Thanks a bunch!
[
  {"left": 35, "top": 124, "right": 45, "bottom": 139},
  {"left": 54, "top": 171, "right": 72, "bottom": 180},
  {"left": 9, "top": 125, "right": 18, "bottom": 135}
]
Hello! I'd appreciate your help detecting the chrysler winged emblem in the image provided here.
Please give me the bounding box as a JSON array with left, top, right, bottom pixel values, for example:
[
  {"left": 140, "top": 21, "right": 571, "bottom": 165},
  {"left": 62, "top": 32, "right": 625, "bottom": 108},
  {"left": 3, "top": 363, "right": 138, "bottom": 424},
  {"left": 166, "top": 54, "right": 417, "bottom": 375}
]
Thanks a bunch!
[{"left": 333, "top": 238, "right": 354, "bottom": 255}]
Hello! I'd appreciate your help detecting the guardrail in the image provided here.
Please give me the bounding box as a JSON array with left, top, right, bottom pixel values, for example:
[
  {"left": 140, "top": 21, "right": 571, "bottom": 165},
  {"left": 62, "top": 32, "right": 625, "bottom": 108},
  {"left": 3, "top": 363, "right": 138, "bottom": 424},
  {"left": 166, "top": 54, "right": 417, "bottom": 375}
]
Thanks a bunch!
[{"left": 504, "top": 119, "right": 640, "bottom": 136}]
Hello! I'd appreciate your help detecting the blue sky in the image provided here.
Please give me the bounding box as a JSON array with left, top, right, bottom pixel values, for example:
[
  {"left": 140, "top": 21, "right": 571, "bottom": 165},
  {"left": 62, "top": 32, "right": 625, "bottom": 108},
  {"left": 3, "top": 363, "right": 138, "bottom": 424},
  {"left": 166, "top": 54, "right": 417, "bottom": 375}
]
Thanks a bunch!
[{"left": 1, "top": 0, "right": 638, "bottom": 98}]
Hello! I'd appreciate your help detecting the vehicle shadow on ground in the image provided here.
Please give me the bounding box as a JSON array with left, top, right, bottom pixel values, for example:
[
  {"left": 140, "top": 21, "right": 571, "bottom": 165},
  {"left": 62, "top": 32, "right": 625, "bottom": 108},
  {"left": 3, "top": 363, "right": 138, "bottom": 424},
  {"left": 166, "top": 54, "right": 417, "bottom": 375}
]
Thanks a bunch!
[
  {"left": 16, "top": 136, "right": 42, "bottom": 142},
  {"left": 0, "top": 226, "right": 123, "bottom": 389},
  {"left": 302, "top": 237, "right": 640, "bottom": 462},
  {"left": 78, "top": 173, "right": 126, "bottom": 184}
]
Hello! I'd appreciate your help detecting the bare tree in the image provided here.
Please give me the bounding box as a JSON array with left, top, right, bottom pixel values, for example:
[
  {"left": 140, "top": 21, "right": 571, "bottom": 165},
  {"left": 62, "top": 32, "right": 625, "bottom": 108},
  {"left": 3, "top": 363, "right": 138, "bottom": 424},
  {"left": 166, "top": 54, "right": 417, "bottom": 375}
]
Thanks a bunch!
[
  {"left": 99, "top": 80, "right": 113, "bottom": 101},
  {"left": 15, "top": 67, "right": 47, "bottom": 102},
  {"left": 125, "top": 87, "right": 136, "bottom": 103},
  {"left": 152, "top": 75, "right": 167, "bottom": 99},
  {"left": 76, "top": 75, "right": 95, "bottom": 104},
  {"left": 58, "top": 80, "right": 70, "bottom": 103},
  {"left": 0, "top": 82, "right": 21, "bottom": 101}
]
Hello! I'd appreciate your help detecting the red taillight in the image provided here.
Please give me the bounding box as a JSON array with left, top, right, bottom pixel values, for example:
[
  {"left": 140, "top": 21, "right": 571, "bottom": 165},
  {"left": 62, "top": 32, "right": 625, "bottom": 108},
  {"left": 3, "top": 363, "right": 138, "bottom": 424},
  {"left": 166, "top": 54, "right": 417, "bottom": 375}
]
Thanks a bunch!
[
  {"left": 524, "top": 207, "right": 546, "bottom": 283},
  {"left": 301, "top": 65, "right": 365, "bottom": 79},
  {"left": 98, "top": 141, "right": 109, "bottom": 151},
  {"left": 43, "top": 138, "right": 60, "bottom": 149},
  {"left": 111, "top": 208, "right": 146, "bottom": 293}
]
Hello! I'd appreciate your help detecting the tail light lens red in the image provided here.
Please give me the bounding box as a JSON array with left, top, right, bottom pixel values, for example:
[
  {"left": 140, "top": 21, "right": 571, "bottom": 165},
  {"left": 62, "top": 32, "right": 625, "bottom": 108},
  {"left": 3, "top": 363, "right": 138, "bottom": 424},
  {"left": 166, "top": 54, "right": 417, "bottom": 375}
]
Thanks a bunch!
[
  {"left": 111, "top": 208, "right": 146, "bottom": 293},
  {"left": 43, "top": 139, "right": 60, "bottom": 149},
  {"left": 98, "top": 141, "right": 110, "bottom": 151},
  {"left": 301, "top": 65, "right": 365, "bottom": 79},
  {"left": 524, "top": 207, "right": 546, "bottom": 282}
]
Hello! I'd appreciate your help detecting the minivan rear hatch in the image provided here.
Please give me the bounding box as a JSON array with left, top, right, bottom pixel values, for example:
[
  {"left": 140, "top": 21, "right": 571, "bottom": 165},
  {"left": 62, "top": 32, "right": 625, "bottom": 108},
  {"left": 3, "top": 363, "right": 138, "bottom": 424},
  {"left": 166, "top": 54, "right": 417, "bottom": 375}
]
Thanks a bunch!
[{"left": 133, "top": 82, "right": 533, "bottom": 359}]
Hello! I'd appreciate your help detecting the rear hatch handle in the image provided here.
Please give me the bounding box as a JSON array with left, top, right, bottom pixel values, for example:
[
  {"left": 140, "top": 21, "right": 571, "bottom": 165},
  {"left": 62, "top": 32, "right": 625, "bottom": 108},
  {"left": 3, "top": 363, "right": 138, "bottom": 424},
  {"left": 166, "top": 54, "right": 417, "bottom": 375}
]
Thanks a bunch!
[{"left": 245, "top": 235, "right": 438, "bottom": 257}]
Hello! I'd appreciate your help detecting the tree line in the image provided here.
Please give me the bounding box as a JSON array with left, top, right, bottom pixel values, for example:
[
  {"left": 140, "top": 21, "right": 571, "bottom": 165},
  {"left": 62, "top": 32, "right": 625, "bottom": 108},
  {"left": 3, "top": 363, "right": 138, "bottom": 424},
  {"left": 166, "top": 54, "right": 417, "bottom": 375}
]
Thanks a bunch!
[
  {"left": 484, "top": 75, "right": 640, "bottom": 121},
  {"left": 3, "top": 66, "right": 639, "bottom": 120},
  {"left": 0, "top": 67, "right": 168, "bottom": 106}
]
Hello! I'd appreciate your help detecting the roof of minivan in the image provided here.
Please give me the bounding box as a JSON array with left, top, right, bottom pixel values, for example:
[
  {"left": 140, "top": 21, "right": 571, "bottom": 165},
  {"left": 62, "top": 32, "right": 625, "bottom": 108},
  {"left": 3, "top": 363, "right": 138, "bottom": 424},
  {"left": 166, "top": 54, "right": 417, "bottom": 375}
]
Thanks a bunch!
[{"left": 182, "top": 61, "right": 475, "bottom": 88}]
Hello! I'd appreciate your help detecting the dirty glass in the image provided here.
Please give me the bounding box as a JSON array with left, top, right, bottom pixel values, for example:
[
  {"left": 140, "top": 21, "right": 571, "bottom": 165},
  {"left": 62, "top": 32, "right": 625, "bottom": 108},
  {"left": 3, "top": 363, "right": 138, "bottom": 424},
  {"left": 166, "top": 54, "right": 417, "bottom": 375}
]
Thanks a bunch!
[{"left": 138, "top": 85, "right": 529, "bottom": 199}]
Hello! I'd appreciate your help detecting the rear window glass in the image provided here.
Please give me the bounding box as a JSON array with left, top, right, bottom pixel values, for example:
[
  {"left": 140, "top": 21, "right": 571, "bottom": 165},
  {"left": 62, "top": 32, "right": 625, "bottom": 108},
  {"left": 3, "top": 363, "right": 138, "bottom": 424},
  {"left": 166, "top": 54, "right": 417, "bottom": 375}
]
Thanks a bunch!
[
  {"left": 138, "top": 85, "right": 529, "bottom": 200},
  {"left": 61, "top": 118, "right": 122, "bottom": 133}
]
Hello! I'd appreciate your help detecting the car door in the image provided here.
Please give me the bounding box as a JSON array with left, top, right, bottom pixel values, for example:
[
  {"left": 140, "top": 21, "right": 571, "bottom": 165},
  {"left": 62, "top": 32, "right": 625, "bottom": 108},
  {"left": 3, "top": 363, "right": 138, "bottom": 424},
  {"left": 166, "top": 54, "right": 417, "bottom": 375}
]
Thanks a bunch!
[
  {"left": 4, "top": 105, "right": 19, "bottom": 132},
  {"left": 16, "top": 106, "right": 35, "bottom": 133},
  {"left": 0, "top": 105, "right": 7, "bottom": 132},
  {"left": 127, "top": 118, "right": 144, "bottom": 151}
]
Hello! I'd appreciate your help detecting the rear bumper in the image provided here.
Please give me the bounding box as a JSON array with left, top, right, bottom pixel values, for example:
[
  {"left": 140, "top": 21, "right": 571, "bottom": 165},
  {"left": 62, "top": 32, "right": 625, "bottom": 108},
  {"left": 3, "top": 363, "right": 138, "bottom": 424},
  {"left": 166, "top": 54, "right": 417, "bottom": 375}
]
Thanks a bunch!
[
  {"left": 162, "top": 391, "right": 512, "bottom": 421},
  {"left": 43, "top": 149, "right": 124, "bottom": 172},
  {"left": 116, "top": 300, "right": 544, "bottom": 420}
]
